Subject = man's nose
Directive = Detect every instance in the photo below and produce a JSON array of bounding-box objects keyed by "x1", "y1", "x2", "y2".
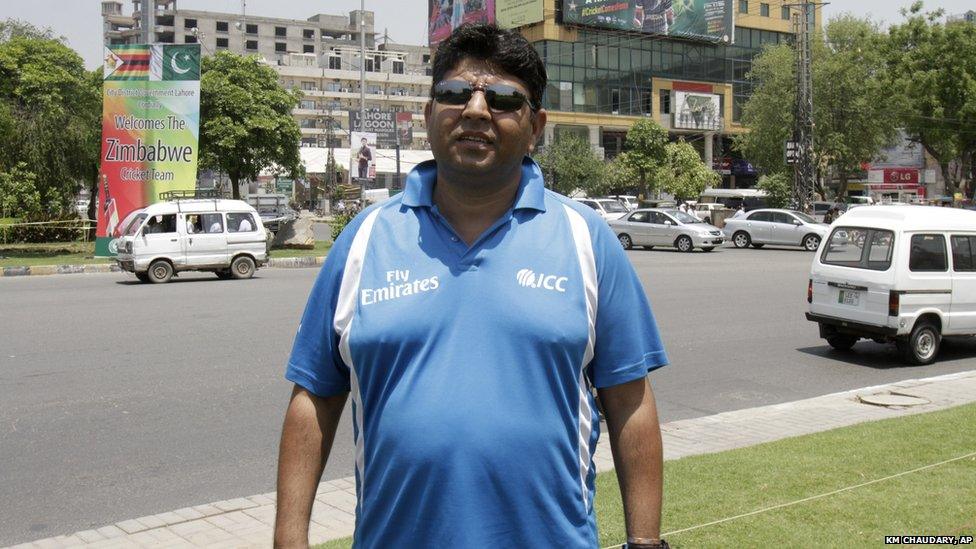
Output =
[{"x1": 461, "y1": 90, "x2": 491, "y2": 121}]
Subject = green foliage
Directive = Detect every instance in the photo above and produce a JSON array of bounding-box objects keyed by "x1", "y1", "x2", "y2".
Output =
[
  {"x1": 757, "y1": 173, "x2": 792, "y2": 208},
  {"x1": 331, "y1": 211, "x2": 355, "y2": 241},
  {"x1": 618, "y1": 119, "x2": 669, "y2": 196},
  {"x1": 0, "y1": 19, "x2": 62, "y2": 42},
  {"x1": 200, "y1": 52, "x2": 303, "y2": 199},
  {"x1": 884, "y1": 4, "x2": 976, "y2": 196},
  {"x1": 0, "y1": 33, "x2": 102, "y2": 213},
  {"x1": 0, "y1": 163, "x2": 41, "y2": 217},
  {"x1": 0, "y1": 212, "x2": 84, "y2": 243},
  {"x1": 660, "y1": 141, "x2": 720, "y2": 201},
  {"x1": 602, "y1": 156, "x2": 639, "y2": 196},
  {"x1": 534, "y1": 135, "x2": 605, "y2": 196}
]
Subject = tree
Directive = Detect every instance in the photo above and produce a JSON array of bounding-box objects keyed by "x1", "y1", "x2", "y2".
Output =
[
  {"x1": 199, "y1": 52, "x2": 303, "y2": 200},
  {"x1": 534, "y1": 135, "x2": 605, "y2": 196},
  {"x1": 659, "y1": 141, "x2": 720, "y2": 201},
  {"x1": 602, "y1": 155, "x2": 639, "y2": 197},
  {"x1": 756, "y1": 173, "x2": 792, "y2": 208},
  {"x1": 885, "y1": 3, "x2": 976, "y2": 197},
  {"x1": 618, "y1": 118, "x2": 669, "y2": 197},
  {"x1": 0, "y1": 162, "x2": 41, "y2": 217},
  {"x1": 0, "y1": 33, "x2": 102, "y2": 214},
  {"x1": 735, "y1": 15, "x2": 897, "y2": 198}
]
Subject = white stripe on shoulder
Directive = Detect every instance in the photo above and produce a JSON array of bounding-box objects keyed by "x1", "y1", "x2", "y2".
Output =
[
  {"x1": 561, "y1": 204, "x2": 598, "y2": 510},
  {"x1": 333, "y1": 207, "x2": 381, "y2": 508}
]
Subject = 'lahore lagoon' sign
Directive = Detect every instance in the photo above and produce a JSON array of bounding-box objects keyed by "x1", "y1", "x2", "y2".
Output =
[{"x1": 95, "y1": 43, "x2": 201, "y2": 256}]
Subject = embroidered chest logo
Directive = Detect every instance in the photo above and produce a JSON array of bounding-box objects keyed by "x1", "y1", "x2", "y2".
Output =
[
  {"x1": 361, "y1": 269, "x2": 440, "y2": 306},
  {"x1": 516, "y1": 269, "x2": 568, "y2": 293}
]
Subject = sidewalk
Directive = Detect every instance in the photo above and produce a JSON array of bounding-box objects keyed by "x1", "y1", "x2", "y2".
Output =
[
  {"x1": 11, "y1": 370, "x2": 976, "y2": 548},
  {"x1": 0, "y1": 256, "x2": 326, "y2": 277}
]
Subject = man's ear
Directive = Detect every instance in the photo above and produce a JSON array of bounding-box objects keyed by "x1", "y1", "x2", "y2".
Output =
[
  {"x1": 528, "y1": 108, "x2": 547, "y2": 154},
  {"x1": 423, "y1": 100, "x2": 432, "y2": 127}
]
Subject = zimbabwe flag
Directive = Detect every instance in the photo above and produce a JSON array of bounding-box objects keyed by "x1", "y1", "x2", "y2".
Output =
[{"x1": 104, "y1": 45, "x2": 150, "y2": 81}]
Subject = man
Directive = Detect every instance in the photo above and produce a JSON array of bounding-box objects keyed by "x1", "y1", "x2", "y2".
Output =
[
  {"x1": 731, "y1": 204, "x2": 746, "y2": 218},
  {"x1": 355, "y1": 137, "x2": 372, "y2": 180},
  {"x1": 275, "y1": 24, "x2": 669, "y2": 549}
]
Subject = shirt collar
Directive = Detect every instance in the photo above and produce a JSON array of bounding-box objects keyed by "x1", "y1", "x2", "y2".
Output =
[{"x1": 401, "y1": 157, "x2": 547, "y2": 213}]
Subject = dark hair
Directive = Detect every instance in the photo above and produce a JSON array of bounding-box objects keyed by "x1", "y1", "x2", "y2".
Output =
[{"x1": 431, "y1": 24, "x2": 547, "y2": 110}]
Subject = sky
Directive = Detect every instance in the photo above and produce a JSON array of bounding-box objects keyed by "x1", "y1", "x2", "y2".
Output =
[{"x1": 2, "y1": 0, "x2": 974, "y2": 70}]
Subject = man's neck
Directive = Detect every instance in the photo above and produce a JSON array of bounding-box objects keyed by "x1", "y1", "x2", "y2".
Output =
[{"x1": 433, "y1": 162, "x2": 523, "y2": 246}]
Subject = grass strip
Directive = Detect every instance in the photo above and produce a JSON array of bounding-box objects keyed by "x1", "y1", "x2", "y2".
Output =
[{"x1": 315, "y1": 403, "x2": 976, "y2": 548}]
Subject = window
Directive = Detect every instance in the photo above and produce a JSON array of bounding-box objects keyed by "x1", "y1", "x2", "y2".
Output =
[
  {"x1": 301, "y1": 44, "x2": 313, "y2": 54},
  {"x1": 822, "y1": 228, "x2": 894, "y2": 270},
  {"x1": 216, "y1": 37, "x2": 228, "y2": 48},
  {"x1": 747, "y1": 211, "x2": 771, "y2": 222},
  {"x1": 611, "y1": 89, "x2": 621, "y2": 113},
  {"x1": 770, "y1": 212, "x2": 793, "y2": 224},
  {"x1": 781, "y1": 6, "x2": 791, "y2": 20},
  {"x1": 216, "y1": 21, "x2": 228, "y2": 32},
  {"x1": 760, "y1": 3, "x2": 770, "y2": 16},
  {"x1": 184, "y1": 18, "x2": 197, "y2": 29},
  {"x1": 641, "y1": 91, "x2": 652, "y2": 115},
  {"x1": 275, "y1": 42, "x2": 287, "y2": 52},
  {"x1": 952, "y1": 236, "x2": 976, "y2": 272},
  {"x1": 275, "y1": 26, "x2": 287, "y2": 37},
  {"x1": 200, "y1": 213, "x2": 223, "y2": 234},
  {"x1": 909, "y1": 234, "x2": 947, "y2": 272},
  {"x1": 301, "y1": 81, "x2": 316, "y2": 90},
  {"x1": 246, "y1": 23, "x2": 258, "y2": 35},
  {"x1": 300, "y1": 99, "x2": 315, "y2": 109},
  {"x1": 659, "y1": 90, "x2": 671, "y2": 114},
  {"x1": 581, "y1": 200, "x2": 599, "y2": 211},
  {"x1": 739, "y1": 0, "x2": 748, "y2": 13},
  {"x1": 184, "y1": 35, "x2": 197, "y2": 43},
  {"x1": 328, "y1": 56, "x2": 341, "y2": 70},
  {"x1": 392, "y1": 60, "x2": 404, "y2": 74},
  {"x1": 628, "y1": 211, "x2": 650, "y2": 223},
  {"x1": 145, "y1": 214, "x2": 176, "y2": 234},
  {"x1": 364, "y1": 58, "x2": 375, "y2": 72},
  {"x1": 227, "y1": 213, "x2": 256, "y2": 233},
  {"x1": 246, "y1": 40, "x2": 258, "y2": 50},
  {"x1": 303, "y1": 29, "x2": 314, "y2": 39}
]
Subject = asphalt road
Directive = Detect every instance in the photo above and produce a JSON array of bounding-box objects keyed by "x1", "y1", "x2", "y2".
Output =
[{"x1": 3, "y1": 245, "x2": 976, "y2": 544}]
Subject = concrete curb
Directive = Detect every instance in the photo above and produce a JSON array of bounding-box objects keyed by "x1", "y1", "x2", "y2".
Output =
[
  {"x1": 0, "y1": 257, "x2": 327, "y2": 278},
  {"x1": 10, "y1": 370, "x2": 976, "y2": 548}
]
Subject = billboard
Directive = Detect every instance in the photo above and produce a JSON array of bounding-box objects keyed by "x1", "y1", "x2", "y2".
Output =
[
  {"x1": 350, "y1": 110, "x2": 402, "y2": 147},
  {"x1": 429, "y1": 0, "x2": 496, "y2": 47},
  {"x1": 96, "y1": 44, "x2": 201, "y2": 256},
  {"x1": 561, "y1": 0, "x2": 733, "y2": 43},
  {"x1": 497, "y1": 0, "x2": 545, "y2": 28},
  {"x1": 350, "y1": 132, "x2": 378, "y2": 183},
  {"x1": 396, "y1": 112, "x2": 415, "y2": 145},
  {"x1": 673, "y1": 91, "x2": 722, "y2": 131}
]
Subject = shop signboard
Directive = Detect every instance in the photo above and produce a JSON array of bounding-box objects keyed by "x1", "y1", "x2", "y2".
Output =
[
  {"x1": 561, "y1": 0, "x2": 733, "y2": 43},
  {"x1": 349, "y1": 110, "x2": 401, "y2": 147},
  {"x1": 673, "y1": 91, "x2": 722, "y2": 131}
]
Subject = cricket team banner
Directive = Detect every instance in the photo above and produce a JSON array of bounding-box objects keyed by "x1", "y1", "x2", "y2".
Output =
[
  {"x1": 95, "y1": 43, "x2": 201, "y2": 256},
  {"x1": 496, "y1": 0, "x2": 545, "y2": 28},
  {"x1": 429, "y1": 0, "x2": 496, "y2": 47},
  {"x1": 561, "y1": 0, "x2": 734, "y2": 43}
]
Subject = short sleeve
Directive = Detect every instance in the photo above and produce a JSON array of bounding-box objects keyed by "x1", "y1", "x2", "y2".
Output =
[
  {"x1": 285, "y1": 211, "x2": 374, "y2": 397},
  {"x1": 587, "y1": 220, "x2": 669, "y2": 388}
]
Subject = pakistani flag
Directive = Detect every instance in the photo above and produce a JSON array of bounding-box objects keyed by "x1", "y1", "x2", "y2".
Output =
[{"x1": 150, "y1": 44, "x2": 201, "y2": 81}]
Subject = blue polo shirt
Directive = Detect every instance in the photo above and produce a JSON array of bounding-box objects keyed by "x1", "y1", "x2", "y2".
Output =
[{"x1": 286, "y1": 158, "x2": 668, "y2": 548}]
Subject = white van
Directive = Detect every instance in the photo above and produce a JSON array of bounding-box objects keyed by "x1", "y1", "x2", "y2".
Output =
[
  {"x1": 114, "y1": 198, "x2": 267, "y2": 283},
  {"x1": 806, "y1": 205, "x2": 976, "y2": 364},
  {"x1": 698, "y1": 188, "x2": 768, "y2": 211}
]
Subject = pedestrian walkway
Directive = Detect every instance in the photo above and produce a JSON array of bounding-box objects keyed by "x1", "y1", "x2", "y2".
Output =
[{"x1": 12, "y1": 370, "x2": 976, "y2": 548}]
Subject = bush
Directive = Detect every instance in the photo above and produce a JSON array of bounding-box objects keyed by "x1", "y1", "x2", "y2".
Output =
[
  {"x1": 330, "y1": 211, "x2": 355, "y2": 242},
  {"x1": 0, "y1": 213, "x2": 86, "y2": 243},
  {"x1": 757, "y1": 173, "x2": 792, "y2": 208},
  {"x1": 0, "y1": 164, "x2": 42, "y2": 218}
]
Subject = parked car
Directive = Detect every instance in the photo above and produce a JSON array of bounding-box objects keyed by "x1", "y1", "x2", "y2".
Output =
[
  {"x1": 610, "y1": 208, "x2": 725, "y2": 252},
  {"x1": 638, "y1": 199, "x2": 677, "y2": 209},
  {"x1": 609, "y1": 195, "x2": 639, "y2": 211},
  {"x1": 806, "y1": 205, "x2": 976, "y2": 365},
  {"x1": 114, "y1": 198, "x2": 267, "y2": 283},
  {"x1": 575, "y1": 198, "x2": 629, "y2": 221},
  {"x1": 698, "y1": 188, "x2": 768, "y2": 211},
  {"x1": 691, "y1": 203, "x2": 728, "y2": 225},
  {"x1": 723, "y1": 208, "x2": 828, "y2": 251}
]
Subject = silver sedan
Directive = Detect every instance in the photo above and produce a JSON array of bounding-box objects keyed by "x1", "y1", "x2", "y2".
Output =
[
  {"x1": 610, "y1": 209, "x2": 726, "y2": 252},
  {"x1": 723, "y1": 208, "x2": 828, "y2": 251}
]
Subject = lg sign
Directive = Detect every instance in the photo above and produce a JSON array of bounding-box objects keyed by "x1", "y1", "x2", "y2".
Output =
[{"x1": 884, "y1": 169, "x2": 919, "y2": 184}]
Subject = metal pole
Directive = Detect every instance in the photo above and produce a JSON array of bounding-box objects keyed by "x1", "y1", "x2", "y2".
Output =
[{"x1": 359, "y1": 0, "x2": 367, "y2": 200}]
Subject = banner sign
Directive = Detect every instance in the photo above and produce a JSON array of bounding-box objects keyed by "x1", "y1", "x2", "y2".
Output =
[
  {"x1": 396, "y1": 112, "x2": 414, "y2": 145},
  {"x1": 673, "y1": 91, "x2": 722, "y2": 131},
  {"x1": 350, "y1": 132, "x2": 378, "y2": 183},
  {"x1": 497, "y1": 0, "x2": 545, "y2": 28},
  {"x1": 429, "y1": 0, "x2": 496, "y2": 47},
  {"x1": 95, "y1": 44, "x2": 201, "y2": 256},
  {"x1": 350, "y1": 110, "x2": 401, "y2": 147},
  {"x1": 561, "y1": 0, "x2": 733, "y2": 43}
]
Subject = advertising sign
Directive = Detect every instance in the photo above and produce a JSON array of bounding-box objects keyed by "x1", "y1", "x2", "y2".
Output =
[
  {"x1": 496, "y1": 0, "x2": 545, "y2": 28},
  {"x1": 96, "y1": 43, "x2": 201, "y2": 256},
  {"x1": 396, "y1": 112, "x2": 414, "y2": 145},
  {"x1": 350, "y1": 110, "x2": 399, "y2": 147},
  {"x1": 673, "y1": 91, "x2": 722, "y2": 131},
  {"x1": 429, "y1": 0, "x2": 496, "y2": 47},
  {"x1": 350, "y1": 132, "x2": 378, "y2": 183},
  {"x1": 561, "y1": 0, "x2": 733, "y2": 43},
  {"x1": 872, "y1": 131, "x2": 925, "y2": 168}
]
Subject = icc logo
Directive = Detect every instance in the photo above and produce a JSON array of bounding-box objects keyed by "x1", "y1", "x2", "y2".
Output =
[{"x1": 516, "y1": 269, "x2": 568, "y2": 293}]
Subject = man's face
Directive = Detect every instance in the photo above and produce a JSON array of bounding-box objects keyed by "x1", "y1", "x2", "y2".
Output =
[{"x1": 424, "y1": 57, "x2": 546, "y2": 183}]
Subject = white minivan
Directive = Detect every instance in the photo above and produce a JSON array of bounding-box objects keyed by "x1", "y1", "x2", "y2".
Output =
[
  {"x1": 806, "y1": 205, "x2": 976, "y2": 364},
  {"x1": 114, "y1": 198, "x2": 268, "y2": 283}
]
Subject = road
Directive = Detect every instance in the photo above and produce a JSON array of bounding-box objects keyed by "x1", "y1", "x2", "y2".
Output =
[{"x1": 3, "y1": 245, "x2": 976, "y2": 545}]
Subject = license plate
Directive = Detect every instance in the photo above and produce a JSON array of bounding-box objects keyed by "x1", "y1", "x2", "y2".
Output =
[{"x1": 838, "y1": 290, "x2": 860, "y2": 306}]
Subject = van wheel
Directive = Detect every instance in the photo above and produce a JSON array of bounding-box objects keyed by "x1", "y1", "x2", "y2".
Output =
[
  {"x1": 676, "y1": 235, "x2": 694, "y2": 253},
  {"x1": 147, "y1": 260, "x2": 173, "y2": 284},
  {"x1": 733, "y1": 231, "x2": 751, "y2": 248},
  {"x1": 827, "y1": 335, "x2": 858, "y2": 350},
  {"x1": 803, "y1": 234, "x2": 822, "y2": 251},
  {"x1": 231, "y1": 256, "x2": 256, "y2": 279},
  {"x1": 215, "y1": 269, "x2": 233, "y2": 280},
  {"x1": 617, "y1": 233, "x2": 633, "y2": 250},
  {"x1": 898, "y1": 321, "x2": 941, "y2": 365},
  {"x1": 135, "y1": 272, "x2": 150, "y2": 283}
]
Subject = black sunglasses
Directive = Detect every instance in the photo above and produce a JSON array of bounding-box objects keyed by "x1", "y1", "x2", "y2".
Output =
[{"x1": 433, "y1": 80, "x2": 539, "y2": 112}]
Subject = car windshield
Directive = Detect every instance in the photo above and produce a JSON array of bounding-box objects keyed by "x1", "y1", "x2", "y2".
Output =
[
  {"x1": 121, "y1": 212, "x2": 147, "y2": 236},
  {"x1": 672, "y1": 211, "x2": 702, "y2": 224},
  {"x1": 600, "y1": 200, "x2": 628, "y2": 213},
  {"x1": 792, "y1": 211, "x2": 817, "y2": 224}
]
